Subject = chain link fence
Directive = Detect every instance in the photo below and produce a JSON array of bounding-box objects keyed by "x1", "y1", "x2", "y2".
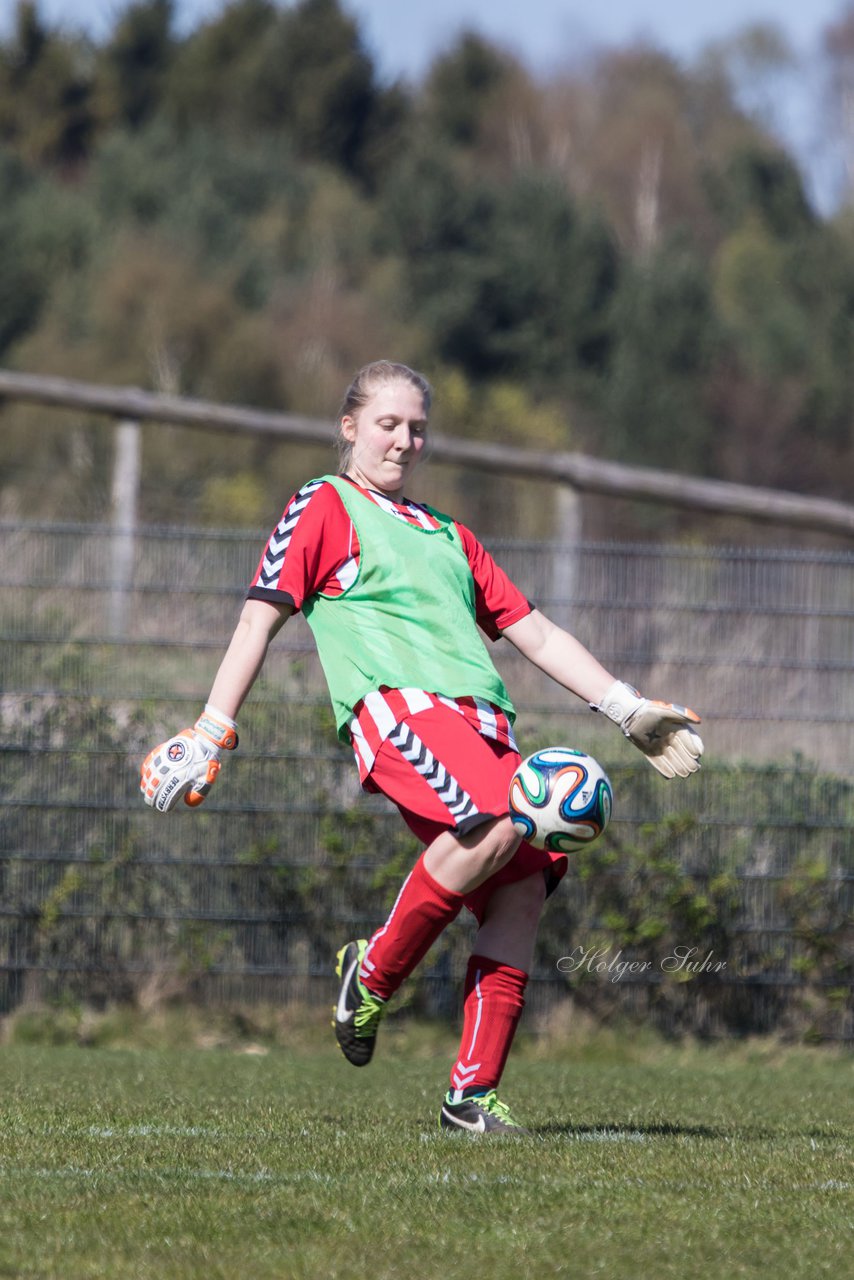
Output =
[{"x1": 2, "y1": 521, "x2": 853, "y2": 1039}]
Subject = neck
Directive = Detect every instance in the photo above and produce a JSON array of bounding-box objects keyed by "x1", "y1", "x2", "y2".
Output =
[{"x1": 344, "y1": 472, "x2": 405, "y2": 502}]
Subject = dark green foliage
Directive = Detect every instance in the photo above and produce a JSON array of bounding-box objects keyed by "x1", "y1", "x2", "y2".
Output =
[
  {"x1": 381, "y1": 153, "x2": 618, "y2": 383},
  {"x1": 95, "y1": 0, "x2": 176, "y2": 130},
  {"x1": 163, "y1": 0, "x2": 404, "y2": 181},
  {"x1": 1, "y1": 2, "x2": 854, "y2": 528},
  {"x1": 604, "y1": 239, "x2": 718, "y2": 470},
  {"x1": 162, "y1": 0, "x2": 283, "y2": 134},
  {"x1": 713, "y1": 143, "x2": 815, "y2": 238},
  {"x1": 0, "y1": 148, "x2": 97, "y2": 355},
  {"x1": 0, "y1": 2, "x2": 96, "y2": 164},
  {"x1": 423, "y1": 32, "x2": 515, "y2": 147},
  {"x1": 704, "y1": 144, "x2": 854, "y2": 490},
  {"x1": 0, "y1": 209, "x2": 44, "y2": 355},
  {"x1": 774, "y1": 230, "x2": 854, "y2": 450},
  {"x1": 93, "y1": 121, "x2": 306, "y2": 273}
]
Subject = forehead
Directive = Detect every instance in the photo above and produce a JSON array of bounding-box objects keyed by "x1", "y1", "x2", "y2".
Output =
[{"x1": 359, "y1": 381, "x2": 427, "y2": 419}]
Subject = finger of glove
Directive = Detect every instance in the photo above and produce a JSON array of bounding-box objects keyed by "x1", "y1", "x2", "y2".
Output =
[
  {"x1": 153, "y1": 774, "x2": 195, "y2": 812},
  {"x1": 140, "y1": 743, "x2": 166, "y2": 801},
  {"x1": 643, "y1": 730, "x2": 703, "y2": 780},
  {"x1": 141, "y1": 769, "x2": 194, "y2": 807},
  {"x1": 676, "y1": 727, "x2": 703, "y2": 761},
  {"x1": 652, "y1": 699, "x2": 700, "y2": 723},
  {"x1": 185, "y1": 759, "x2": 221, "y2": 807},
  {"x1": 140, "y1": 764, "x2": 155, "y2": 803},
  {"x1": 626, "y1": 703, "x2": 700, "y2": 749},
  {"x1": 644, "y1": 751, "x2": 677, "y2": 780},
  {"x1": 154, "y1": 757, "x2": 216, "y2": 812},
  {"x1": 668, "y1": 729, "x2": 703, "y2": 776}
]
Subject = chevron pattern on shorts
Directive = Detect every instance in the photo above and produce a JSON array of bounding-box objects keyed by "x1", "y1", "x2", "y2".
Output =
[
  {"x1": 387, "y1": 722, "x2": 480, "y2": 828},
  {"x1": 257, "y1": 479, "x2": 324, "y2": 589}
]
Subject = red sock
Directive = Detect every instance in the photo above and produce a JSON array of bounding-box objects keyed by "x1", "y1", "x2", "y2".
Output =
[
  {"x1": 359, "y1": 855, "x2": 464, "y2": 1001},
  {"x1": 449, "y1": 956, "x2": 528, "y2": 1098}
]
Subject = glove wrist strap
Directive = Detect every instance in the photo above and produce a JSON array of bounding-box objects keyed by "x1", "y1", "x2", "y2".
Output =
[
  {"x1": 595, "y1": 680, "x2": 643, "y2": 728},
  {"x1": 194, "y1": 704, "x2": 239, "y2": 750}
]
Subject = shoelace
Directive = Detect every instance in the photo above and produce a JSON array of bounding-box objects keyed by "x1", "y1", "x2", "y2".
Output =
[
  {"x1": 478, "y1": 1090, "x2": 520, "y2": 1126},
  {"x1": 354, "y1": 989, "x2": 385, "y2": 1036}
]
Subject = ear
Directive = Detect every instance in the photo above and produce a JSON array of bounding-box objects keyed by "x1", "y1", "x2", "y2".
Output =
[{"x1": 340, "y1": 415, "x2": 358, "y2": 444}]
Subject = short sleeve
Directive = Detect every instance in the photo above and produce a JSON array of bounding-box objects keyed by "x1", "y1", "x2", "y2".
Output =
[
  {"x1": 455, "y1": 522, "x2": 533, "y2": 641},
  {"x1": 247, "y1": 479, "x2": 358, "y2": 610}
]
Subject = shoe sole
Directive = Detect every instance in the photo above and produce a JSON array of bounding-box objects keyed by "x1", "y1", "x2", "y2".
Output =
[{"x1": 334, "y1": 943, "x2": 351, "y2": 981}]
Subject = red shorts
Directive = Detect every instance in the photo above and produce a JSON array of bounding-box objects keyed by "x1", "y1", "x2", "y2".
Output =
[{"x1": 364, "y1": 704, "x2": 568, "y2": 923}]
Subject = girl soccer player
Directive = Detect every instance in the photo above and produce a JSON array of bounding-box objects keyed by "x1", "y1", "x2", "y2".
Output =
[{"x1": 142, "y1": 360, "x2": 702, "y2": 1135}]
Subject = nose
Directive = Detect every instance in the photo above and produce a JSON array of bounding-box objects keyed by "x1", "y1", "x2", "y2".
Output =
[{"x1": 393, "y1": 422, "x2": 414, "y2": 452}]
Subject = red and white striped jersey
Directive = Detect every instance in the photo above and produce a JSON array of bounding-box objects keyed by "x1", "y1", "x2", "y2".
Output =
[{"x1": 247, "y1": 476, "x2": 531, "y2": 781}]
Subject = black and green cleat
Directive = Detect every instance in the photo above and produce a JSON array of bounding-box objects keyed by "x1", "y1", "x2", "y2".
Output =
[
  {"x1": 439, "y1": 1089, "x2": 530, "y2": 1136},
  {"x1": 333, "y1": 939, "x2": 387, "y2": 1067}
]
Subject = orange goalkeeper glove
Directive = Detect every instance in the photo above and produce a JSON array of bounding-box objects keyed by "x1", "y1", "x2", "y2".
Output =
[{"x1": 140, "y1": 705, "x2": 238, "y2": 812}]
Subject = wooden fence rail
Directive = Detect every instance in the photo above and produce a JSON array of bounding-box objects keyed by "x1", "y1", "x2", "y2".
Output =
[{"x1": 3, "y1": 368, "x2": 854, "y2": 538}]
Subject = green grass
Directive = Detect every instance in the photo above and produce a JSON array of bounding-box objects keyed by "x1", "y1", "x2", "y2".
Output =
[{"x1": 1, "y1": 1027, "x2": 852, "y2": 1279}]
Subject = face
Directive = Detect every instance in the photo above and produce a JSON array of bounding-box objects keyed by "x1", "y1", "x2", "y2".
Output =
[{"x1": 341, "y1": 381, "x2": 428, "y2": 498}]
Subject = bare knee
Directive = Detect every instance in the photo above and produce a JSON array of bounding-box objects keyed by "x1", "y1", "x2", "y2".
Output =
[
  {"x1": 461, "y1": 815, "x2": 522, "y2": 880},
  {"x1": 423, "y1": 816, "x2": 522, "y2": 895}
]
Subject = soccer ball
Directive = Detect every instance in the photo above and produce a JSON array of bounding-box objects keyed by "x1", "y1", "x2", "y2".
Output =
[{"x1": 508, "y1": 747, "x2": 612, "y2": 852}]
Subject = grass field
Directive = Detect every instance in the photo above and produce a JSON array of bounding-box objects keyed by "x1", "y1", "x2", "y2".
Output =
[{"x1": 1, "y1": 1020, "x2": 852, "y2": 1280}]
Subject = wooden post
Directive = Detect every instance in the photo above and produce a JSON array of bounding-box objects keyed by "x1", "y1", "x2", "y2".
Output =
[
  {"x1": 109, "y1": 419, "x2": 141, "y2": 638},
  {"x1": 550, "y1": 484, "x2": 582, "y2": 627}
]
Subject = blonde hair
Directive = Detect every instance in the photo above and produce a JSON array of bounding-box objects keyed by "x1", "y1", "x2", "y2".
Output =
[{"x1": 335, "y1": 361, "x2": 433, "y2": 473}]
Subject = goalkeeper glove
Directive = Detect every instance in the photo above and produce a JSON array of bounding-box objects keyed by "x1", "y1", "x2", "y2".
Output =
[
  {"x1": 595, "y1": 680, "x2": 703, "y2": 779},
  {"x1": 140, "y1": 704, "x2": 238, "y2": 813}
]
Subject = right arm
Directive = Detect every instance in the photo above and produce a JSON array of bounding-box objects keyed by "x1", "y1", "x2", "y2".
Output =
[
  {"x1": 140, "y1": 599, "x2": 292, "y2": 812},
  {"x1": 207, "y1": 598, "x2": 292, "y2": 721},
  {"x1": 142, "y1": 479, "x2": 347, "y2": 812}
]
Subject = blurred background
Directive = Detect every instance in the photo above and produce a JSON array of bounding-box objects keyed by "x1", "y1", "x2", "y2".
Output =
[
  {"x1": 5, "y1": 0, "x2": 854, "y2": 536},
  {"x1": 1, "y1": 0, "x2": 853, "y2": 1043}
]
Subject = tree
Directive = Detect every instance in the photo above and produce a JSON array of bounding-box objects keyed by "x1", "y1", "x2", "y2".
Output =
[
  {"x1": 0, "y1": 1, "x2": 96, "y2": 165},
  {"x1": 604, "y1": 239, "x2": 718, "y2": 473},
  {"x1": 422, "y1": 32, "x2": 517, "y2": 148},
  {"x1": 820, "y1": 5, "x2": 854, "y2": 206},
  {"x1": 164, "y1": 0, "x2": 405, "y2": 181},
  {"x1": 0, "y1": 171, "x2": 44, "y2": 353},
  {"x1": 94, "y1": 0, "x2": 176, "y2": 130},
  {"x1": 711, "y1": 143, "x2": 815, "y2": 239},
  {"x1": 699, "y1": 22, "x2": 799, "y2": 146},
  {"x1": 0, "y1": 147, "x2": 96, "y2": 356},
  {"x1": 380, "y1": 148, "x2": 617, "y2": 390}
]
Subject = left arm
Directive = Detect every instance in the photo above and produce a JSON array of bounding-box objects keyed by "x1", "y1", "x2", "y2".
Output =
[
  {"x1": 458, "y1": 523, "x2": 703, "y2": 778},
  {"x1": 502, "y1": 609, "x2": 615, "y2": 705}
]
